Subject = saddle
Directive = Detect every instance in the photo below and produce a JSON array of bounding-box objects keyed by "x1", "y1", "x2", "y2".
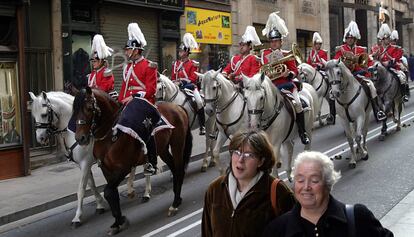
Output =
[
  {"x1": 281, "y1": 91, "x2": 310, "y2": 120},
  {"x1": 181, "y1": 88, "x2": 199, "y2": 112}
]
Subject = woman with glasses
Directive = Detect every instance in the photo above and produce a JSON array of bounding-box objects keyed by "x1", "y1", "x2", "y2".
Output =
[
  {"x1": 262, "y1": 151, "x2": 393, "y2": 237},
  {"x1": 201, "y1": 131, "x2": 295, "y2": 237}
]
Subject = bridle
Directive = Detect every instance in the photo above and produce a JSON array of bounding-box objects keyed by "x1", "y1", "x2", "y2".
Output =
[
  {"x1": 156, "y1": 80, "x2": 179, "y2": 102},
  {"x1": 34, "y1": 99, "x2": 66, "y2": 137},
  {"x1": 76, "y1": 93, "x2": 104, "y2": 141}
]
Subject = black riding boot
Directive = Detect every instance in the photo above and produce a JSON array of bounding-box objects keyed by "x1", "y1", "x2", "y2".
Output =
[
  {"x1": 404, "y1": 83, "x2": 410, "y2": 102},
  {"x1": 197, "y1": 108, "x2": 206, "y2": 135},
  {"x1": 371, "y1": 97, "x2": 386, "y2": 122},
  {"x1": 144, "y1": 135, "x2": 157, "y2": 176},
  {"x1": 326, "y1": 98, "x2": 336, "y2": 125},
  {"x1": 296, "y1": 111, "x2": 310, "y2": 145}
]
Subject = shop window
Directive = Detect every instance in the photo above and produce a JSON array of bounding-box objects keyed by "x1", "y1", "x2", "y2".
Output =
[
  {"x1": 0, "y1": 62, "x2": 21, "y2": 148},
  {"x1": 71, "y1": 33, "x2": 92, "y2": 89},
  {"x1": 0, "y1": 16, "x2": 17, "y2": 49},
  {"x1": 162, "y1": 41, "x2": 177, "y2": 77},
  {"x1": 191, "y1": 44, "x2": 229, "y2": 73}
]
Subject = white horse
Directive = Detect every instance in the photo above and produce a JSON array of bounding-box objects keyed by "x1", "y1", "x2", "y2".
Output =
[
  {"x1": 298, "y1": 63, "x2": 334, "y2": 126},
  {"x1": 29, "y1": 91, "x2": 150, "y2": 227},
  {"x1": 155, "y1": 74, "x2": 216, "y2": 172},
  {"x1": 325, "y1": 59, "x2": 371, "y2": 168},
  {"x1": 242, "y1": 73, "x2": 318, "y2": 178},
  {"x1": 197, "y1": 70, "x2": 249, "y2": 174},
  {"x1": 369, "y1": 60, "x2": 403, "y2": 141},
  {"x1": 29, "y1": 91, "x2": 105, "y2": 227}
]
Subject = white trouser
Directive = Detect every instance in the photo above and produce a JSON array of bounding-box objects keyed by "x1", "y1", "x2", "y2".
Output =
[
  {"x1": 363, "y1": 79, "x2": 378, "y2": 98},
  {"x1": 390, "y1": 68, "x2": 407, "y2": 84},
  {"x1": 282, "y1": 89, "x2": 303, "y2": 113},
  {"x1": 193, "y1": 88, "x2": 204, "y2": 110}
]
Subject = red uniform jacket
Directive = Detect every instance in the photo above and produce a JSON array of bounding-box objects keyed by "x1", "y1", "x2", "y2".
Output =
[
  {"x1": 223, "y1": 54, "x2": 260, "y2": 82},
  {"x1": 334, "y1": 44, "x2": 373, "y2": 77},
  {"x1": 261, "y1": 48, "x2": 298, "y2": 91},
  {"x1": 307, "y1": 49, "x2": 328, "y2": 69},
  {"x1": 87, "y1": 66, "x2": 114, "y2": 93},
  {"x1": 171, "y1": 59, "x2": 199, "y2": 84},
  {"x1": 377, "y1": 45, "x2": 402, "y2": 70},
  {"x1": 118, "y1": 57, "x2": 157, "y2": 104}
]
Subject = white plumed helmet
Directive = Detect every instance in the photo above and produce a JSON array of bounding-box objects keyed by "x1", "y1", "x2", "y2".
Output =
[
  {"x1": 262, "y1": 12, "x2": 289, "y2": 40},
  {"x1": 90, "y1": 34, "x2": 113, "y2": 60},
  {"x1": 178, "y1": 33, "x2": 198, "y2": 52},
  {"x1": 125, "y1": 22, "x2": 147, "y2": 50},
  {"x1": 390, "y1": 30, "x2": 399, "y2": 41},
  {"x1": 343, "y1": 21, "x2": 361, "y2": 42},
  {"x1": 377, "y1": 23, "x2": 391, "y2": 39},
  {"x1": 240, "y1": 25, "x2": 262, "y2": 46},
  {"x1": 312, "y1": 32, "x2": 323, "y2": 44}
]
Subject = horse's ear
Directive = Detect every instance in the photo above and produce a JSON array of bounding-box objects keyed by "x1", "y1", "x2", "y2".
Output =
[
  {"x1": 28, "y1": 92, "x2": 37, "y2": 101},
  {"x1": 320, "y1": 58, "x2": 327, "y2": 67},
  {"x1": 212, "y1": 70, "x2": 220, "y2": 79},
  {"x1": 41, "y1": 91, "x2": 47, "y2": 101},
  {"x1": 85, "y1": 86, "x2": 92, "y2": 95},
  {"x1": 71, "y1": 86, "x2": 79, "y2": 95},
  {"x1": 194, "y1": 71, "x2": 203, "y2": 79},
  {"x1": 260, "y1": 72, "x2": 265, "y2": 83},
  {"x1": 218, "y1": 67, "x2": 223, "y2": 73},
  {"x1": 241, "y1": 73, "x2": 249, "y2": 84}
]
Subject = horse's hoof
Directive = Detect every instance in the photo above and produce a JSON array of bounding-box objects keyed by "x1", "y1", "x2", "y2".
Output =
[
  {"x1": 362, "y1": 154, "x2": 369, "y2": 161},
  {"x1": 396, "y1": 126, "x2": 401, "y2": 132},
  {"x1": 378, "y1": 134, "x2": 385, "y2": 141},
  {"x1": 208, "y1": 161, "x2": 216, "y2": 167},
  {"x1": 334, "y1": 155, "x2": 342, "y2": 160},
  {"x1": 201, "y1": 165, "x2": 207, "y2": 172},
  {"x1": 127, "y1": 191, "x2": 135, "y2": 199},
  {"x1": 348, "y1": 163, "x2": 356, "y2": 169},
  {"x1": 71, "y1": 221, "x2": 81, "y2": 229},
  {"x1": 168, "y1": 206, "x2": 179, "y2": 217},
  {"x1": 107, "y1": 227, "x2": 120, "y2": 236},
  {"x1": 142, "y1": 196, "x2": 150, "y2": 203},
  {"x1": 96, "y1": 208, "x2": 105, "y2": 215}
]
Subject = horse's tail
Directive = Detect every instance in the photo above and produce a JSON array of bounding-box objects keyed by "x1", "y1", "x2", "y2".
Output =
[{"x1": 183, "y1": 124, "x2": 193, "y2": 169}]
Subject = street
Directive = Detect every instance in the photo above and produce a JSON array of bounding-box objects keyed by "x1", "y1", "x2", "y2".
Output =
[{"x1": 2, "y1": 99, "x2": 414, "y2": 237}]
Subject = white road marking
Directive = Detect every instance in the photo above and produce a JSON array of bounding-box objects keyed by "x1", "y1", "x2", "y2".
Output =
[{"x1": 143, "y1": 112, "x2": 414, "y2": 236}]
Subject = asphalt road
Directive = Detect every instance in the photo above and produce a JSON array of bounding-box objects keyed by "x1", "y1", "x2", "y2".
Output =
[{"x1": 2, "y1": 100, "x2": 414, "y2": 237}]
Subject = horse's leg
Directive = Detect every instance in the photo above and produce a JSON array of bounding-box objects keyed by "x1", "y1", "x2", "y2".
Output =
[
  {"x1": 86, "y1": 170, "x2": 105, "y2": 214},
  {"x1": 201, "y1": 116, "x2": 215, "y2": 172},
  {"x1": 272, "y1": 144, "x2": 282, "y2": 178},
  {"x1": 103, "y1": 170, "x2": 130, "y2": 236},
  {"x1": 340, "y1": 119, "x2": 356, "y2": 168},
  {"x1": 396, "y1": 100, "x2": 402, "y2": 131},
  {"x1": 379, "y1": 119, "x2": 388, "y2": 141},
  {"x1": 142, "y1": 174, "x2": 152, "y2": 202},
  {"x1": 318, "y1": 99, "x2": 324, "y2": 127},
  {"x1": 285, "y1": 141, "x2": 295, "y2": 182},
  {"x1": 355, "y1": 116, "x2": 368, "y2": 161},
  {"x1": 71, "y1": 161, "x2": 91, "y2": 228},
  {"x1": 126, "y1": 167, "x2": 136, "y2": 199},
  {"x1": 212, "y1": 131, "x2": 228, "y2": 175}
]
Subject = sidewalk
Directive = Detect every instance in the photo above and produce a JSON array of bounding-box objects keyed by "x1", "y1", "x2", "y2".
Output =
[{"x1": 0, "y1": 83, "x2": 413, "y2": 234}]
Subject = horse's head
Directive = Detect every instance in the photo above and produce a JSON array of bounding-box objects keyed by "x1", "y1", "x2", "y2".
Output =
[
  {"x1": 156, "y1": 74, "x2": 168, "y2": 102},
  {"x1": 29, "y1": 91, "x2": 58, "y2": 145},
  {"x1": 298, "y1": 63, "x2": 316, "y2": 83},
  {"x1": 325, "y1": 59, "x2": 347, "y2": 98},
  {"x1": 197, "y1": 69, "x2": 221, "y2": 116},
  {"x1": 73, "y1": 87, "x2": 101, "y2": 146},
  {"x1": 368, "y1": 60, "x2": 388, "y2": 83},
  {"x1": 242, "y1": 73, "x2": 267, "y2": 130}
]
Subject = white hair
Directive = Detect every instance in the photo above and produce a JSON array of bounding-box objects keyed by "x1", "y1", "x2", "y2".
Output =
[{"x1": 293, "y1": 151, "x2": 341, "y2": 191}]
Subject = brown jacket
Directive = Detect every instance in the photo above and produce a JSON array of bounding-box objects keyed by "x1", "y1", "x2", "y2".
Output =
[{"x1": 202, "y1": 173, "x2": 296, "y2": 237}]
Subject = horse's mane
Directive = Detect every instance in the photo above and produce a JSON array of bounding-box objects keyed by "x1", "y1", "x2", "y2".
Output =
[
  {"x1": 204, "y1": 70, "x2": 234, "y2": 88},
  {"x1": 31, "y1": 91, "x2": 74, "y2": 115},
  {"x1": 73, "y1": 88, "x2": 117, "y2": 117},
  {"x1": 73, "y1": 89, "x2": 88, "y2": 117},
  {"x1": 159, "y1": 74, "x2": 175, "y2": 88}
]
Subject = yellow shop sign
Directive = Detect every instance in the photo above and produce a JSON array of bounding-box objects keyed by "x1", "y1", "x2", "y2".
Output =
[{"x1": 185, "y1": 7, "x2": 232, "y2": 45}]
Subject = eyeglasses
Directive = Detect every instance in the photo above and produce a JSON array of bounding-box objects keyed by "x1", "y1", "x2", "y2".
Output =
[{"x1": 230, "y1": 150, "x2": 258, "y2": 161}]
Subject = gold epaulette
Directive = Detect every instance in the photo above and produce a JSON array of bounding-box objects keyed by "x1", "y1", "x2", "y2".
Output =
[
  {"x1": 192, "y1": 60, "x2": 200, "y2": 67},
  {"x1": 103, "y1": 68, "x2": 113, "y2": 77},
  {"x1": 148, "y1": 61, "x2": 158, "y2": 69},
  {"x1": 335, "y1": 46, "x2": 342, "y2": 52}
]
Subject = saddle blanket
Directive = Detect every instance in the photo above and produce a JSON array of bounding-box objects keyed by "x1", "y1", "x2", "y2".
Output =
[
  {"x1": 112, "y1": 98, "x2": 174, "y2": 154},
  {"x1": 68, "y1": 115, "x2": 76, "y2": 133}
]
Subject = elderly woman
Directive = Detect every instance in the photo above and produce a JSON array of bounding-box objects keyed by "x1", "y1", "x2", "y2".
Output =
[
  {"x1": 262, "y1": 151, "x2": 393, "y2": 237},
  {"x1": 202, "y1": 131, "x2": 296, "y2": 237}
]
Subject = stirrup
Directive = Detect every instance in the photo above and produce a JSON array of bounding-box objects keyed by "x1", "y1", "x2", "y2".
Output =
[
  {"x1": 144, "y1": 163, "x2": 157, "y2": 176},
  {"x1": 199, "y1": 126, "x2": 206, "y2": 135},
  {"x1": 326, "y1": 115, "x2": 335, "y2": 125},
  {"x1": 403, "y1": 95, "x2": 409, "y2": 102},
  {"x1": 376, "y1": 111, "x2": 387, "y2": 121}
]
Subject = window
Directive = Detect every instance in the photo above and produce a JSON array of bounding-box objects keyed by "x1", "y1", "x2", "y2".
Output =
[{"x1": 0, "y1": 62, "x2": 21, "y2": 147}]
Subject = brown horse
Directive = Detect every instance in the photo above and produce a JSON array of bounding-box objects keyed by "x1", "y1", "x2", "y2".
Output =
[{"x1": 72, "y1": 87, "x2": 192, "y2": 235}]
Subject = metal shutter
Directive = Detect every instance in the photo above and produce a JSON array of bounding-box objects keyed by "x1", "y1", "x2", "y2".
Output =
[{"x1": 100, "y1": 4, "x2": 159, "y2": 90}]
